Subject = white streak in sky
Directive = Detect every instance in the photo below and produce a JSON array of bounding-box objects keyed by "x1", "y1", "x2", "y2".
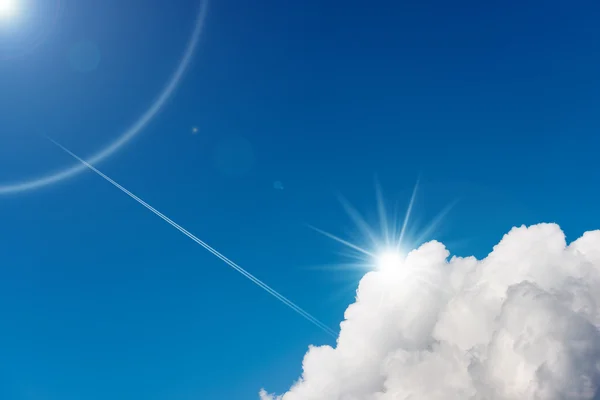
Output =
[{"x1": 49, "y1": 139, "x2": 337, "y2": 338}]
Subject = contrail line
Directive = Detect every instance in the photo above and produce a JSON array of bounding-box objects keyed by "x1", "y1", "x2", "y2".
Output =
[{"x1": 49, "y1": 139, "x2": 337, "y2": 338}]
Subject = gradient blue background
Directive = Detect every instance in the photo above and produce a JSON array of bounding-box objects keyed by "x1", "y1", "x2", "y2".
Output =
[{"x1": 1, "y1": 0, "x2": 599, "y2": 398}]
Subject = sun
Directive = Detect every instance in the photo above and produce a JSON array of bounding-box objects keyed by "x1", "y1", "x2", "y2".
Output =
[
  {"x1": 376, "y1": 250, "x2": 404, "y2": 271},
  {"x1": 309, "y1": 178, "x2": 456, "y2": 277},
  {"x1": 0, "y1": 0, "x2": 18, "y2": 20},
  {"x1": 308, "y1": 180, "x2": 422, "y2": 273},
  {"x1": 308, "y1": 180, "x2": 458, "y2": 299}
]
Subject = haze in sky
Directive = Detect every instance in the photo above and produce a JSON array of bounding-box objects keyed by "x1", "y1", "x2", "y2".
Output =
[{"x1": 1, "y1": 0, "x2": 599, "y2": 399}]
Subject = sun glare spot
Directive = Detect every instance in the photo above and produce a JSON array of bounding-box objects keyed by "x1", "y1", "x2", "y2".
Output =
[
  {"x1": 0, "y1": 0, "x2": 18, "y2": 20},
  {"x1": 377, "y1": 250, "x2": 404, "y2": 271}
]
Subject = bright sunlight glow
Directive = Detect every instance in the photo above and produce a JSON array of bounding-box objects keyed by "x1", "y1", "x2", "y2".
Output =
[
  {"x1": 0, "y1": 0, "x2": 18, "y2": 20},
  {"x1": 377, "y1": 250, "x2": 404, "y2": 271}
]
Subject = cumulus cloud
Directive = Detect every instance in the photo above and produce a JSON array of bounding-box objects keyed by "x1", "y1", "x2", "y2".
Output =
[{"x1": 260, "y1": 223, "x2": 600, "y2": 400}]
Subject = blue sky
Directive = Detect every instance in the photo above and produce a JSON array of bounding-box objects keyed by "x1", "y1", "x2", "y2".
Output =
[{"x1": 0, "y1": 0, "x2": 599, "y2": 398}]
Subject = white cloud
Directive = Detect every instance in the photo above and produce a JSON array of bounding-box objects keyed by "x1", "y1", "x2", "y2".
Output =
[{"x1": 260, "y1": 223, "x2": 600, "y2": 400}]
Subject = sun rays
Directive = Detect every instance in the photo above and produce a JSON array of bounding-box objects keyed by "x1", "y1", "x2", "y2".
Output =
[
  {"x1": 309, "y1": 179, "x2": 457, "y2": 299},
  {"x1": 311, "y1": 180, "x2": 421, "y2": 272}
]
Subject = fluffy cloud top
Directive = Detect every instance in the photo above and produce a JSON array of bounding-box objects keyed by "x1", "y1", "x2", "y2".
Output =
[{"x1": 260, "y1": 223, "x2": 600, "y2": 400}]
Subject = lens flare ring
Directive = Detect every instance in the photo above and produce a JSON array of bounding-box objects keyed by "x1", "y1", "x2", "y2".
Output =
[{"x1": 0, "y1": 0, "x2": 208, "y2": 195}]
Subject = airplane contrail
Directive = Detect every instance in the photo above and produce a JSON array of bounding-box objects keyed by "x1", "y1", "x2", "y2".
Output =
[{"x1": 49, "y1": 139, "x2": 337, "y2": 338}]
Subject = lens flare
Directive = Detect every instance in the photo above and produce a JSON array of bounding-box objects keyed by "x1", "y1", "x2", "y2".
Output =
[
  {"x1": 0, "y1": 0, "x2": 17, "y2": 19},
  {"x1": 0, "y1": 0, "x2": 208, "y2": 195}
]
